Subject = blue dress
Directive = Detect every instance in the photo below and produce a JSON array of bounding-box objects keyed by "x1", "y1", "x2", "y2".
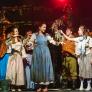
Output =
[
  {"x1": 0, "y1": 54, "x2": 9, "y2": 80},
  {"x1": 31, "y1": 34, "x2": 54, "y2": 84}
]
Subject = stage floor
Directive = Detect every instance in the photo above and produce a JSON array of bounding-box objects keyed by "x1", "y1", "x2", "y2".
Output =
[{"x1": 9, "y1": 89, "x2": 91, "y2": 92}]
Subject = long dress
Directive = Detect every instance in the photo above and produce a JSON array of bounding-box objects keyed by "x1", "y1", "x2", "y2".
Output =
[
  {"x1": 6, "y1": 42, "x2": 27, "y2": 85},
  {"x1": 0, "y1": 41, "x2": 9, "y2": 80},
  {"x1": 74, "y1": 36, "x2": 92, "y2": 78},
  {"x1": 31, "y1": 33, "x2": 54, "y2": 85},
  {"x1": 0, "y1": 54, "x2": 9, "y2": 80}
]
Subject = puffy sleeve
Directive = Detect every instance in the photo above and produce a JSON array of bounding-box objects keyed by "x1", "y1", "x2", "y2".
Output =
[
  {"x1": 46, "y1": 33, "x2": 56, "y2": 45},
  {"x1": 21, "y1": 46, "x2": 27, "y2": 58},
  {"x1": 30, "y1": 33, "x2": 36, "y2": 42},
  {"x1": 73, "y1": 37, "x2": 80, "y2": 42},
  {"x1": 89, "y1": 37, "x2": 92, "y2": 48}
]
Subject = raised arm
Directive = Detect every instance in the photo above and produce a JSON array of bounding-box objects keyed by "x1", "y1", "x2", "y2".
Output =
[{"x1": 60, "y1": 30, "x2": 76, "y2": 41}]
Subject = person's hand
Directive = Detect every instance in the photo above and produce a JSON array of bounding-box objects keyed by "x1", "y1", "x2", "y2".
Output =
[{"x1": 59, "y1": 30, "x2": 63, "y2": 34}]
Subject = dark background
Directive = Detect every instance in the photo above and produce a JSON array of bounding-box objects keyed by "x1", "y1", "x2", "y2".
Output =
[{"x1": 0, "y1": 0, "x2": 92, "y2": 29}]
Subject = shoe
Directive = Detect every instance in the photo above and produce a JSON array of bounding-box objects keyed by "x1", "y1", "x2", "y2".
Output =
[
  {"x1": 11, "y1": 89, "x2": 16, "y2": 91},
  {"x1": 85, "y1": 80, "x2": 91, "y2": 91},
  {"x1": 62, "y1": 79, "x2": 68, "y2": 89},
  {"x1": 85, "y1": 87, "x2": 91, "y2": 91},
  {"x1": 79, "y1": 80, "x2": 84, "y2": 91},
  {"x1": 85, "y1": 85, "x2": 91, "y2": 91},
  {"x1": 18, "y1": 89, "x2": 22, "y2": 91},
  {"x1": 72, "y1": 80, "x2": 76, "y2": 90},
  {"x1": 79, "y1": 87, "x2": 84, "y2": 90}
]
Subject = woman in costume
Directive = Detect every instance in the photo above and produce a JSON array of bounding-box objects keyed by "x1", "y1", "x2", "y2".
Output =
[
  {"x1": 6, "y1": 27, "x2": 27, "y2": 91},
  {"x1": 31, "y1": 23, "x2": 55, "y2": 92}
]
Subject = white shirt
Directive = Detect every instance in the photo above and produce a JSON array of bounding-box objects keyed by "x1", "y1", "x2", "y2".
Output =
[{"x1": 74, "y1": 36, "x2": 91, "y2": 55}]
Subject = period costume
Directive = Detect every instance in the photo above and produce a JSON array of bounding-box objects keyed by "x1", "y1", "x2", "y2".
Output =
[
  {"x1": 31, "y1": 33, "x2": 54, "y2": 85},
  {"x1": 6, "y1": 41, "x2": 26, "y2": 85},
  {"x1": 23, "y1": 36, "x2": 35, "y2": 89},
  {"x1": 61, "y1": 35, "x2": 77, "y2": 89},
  {"x1": 74, "y1": 36, "x2": 92, "y2": 90},
  {"x1": 74, "y1": 36, "x2": 92, "y2": 78}
]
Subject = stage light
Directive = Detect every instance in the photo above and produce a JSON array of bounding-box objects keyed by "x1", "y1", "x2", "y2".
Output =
[
  {"x1": 58, "y1": 0, "x2": 68, "y2": 3},
  {"x1": 58, "y1": 0, "x2": 66, "y2": 2},
  {"x1": 52, "y1": 0, "x2": 70, "y2": 8},
  {"x1": 55, "y1": 0, "x2": 68, "y2": 6}
]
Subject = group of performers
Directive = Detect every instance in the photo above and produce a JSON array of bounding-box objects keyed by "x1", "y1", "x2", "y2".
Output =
[{"x1": 0, "y1": 22, "x2": 92, "y2": 92}]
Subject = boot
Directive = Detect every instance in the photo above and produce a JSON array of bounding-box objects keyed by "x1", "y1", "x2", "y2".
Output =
[
  {"x1": 85, "y1": 80, "x2": 91, "y2": 91},
  {"x1": 79, "y1": 80, "x2": 84, "y2": 90},
  {"x1": 62, "y1": 79, "x2": 68, "y2": 89},
  {"x1": 72, "y1": 80, "x2": 76, "y2": 90}
]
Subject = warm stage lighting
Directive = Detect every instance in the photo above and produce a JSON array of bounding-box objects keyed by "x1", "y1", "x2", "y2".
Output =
[
  {"x1": 52, "y1": 0, "x2": 70, "y2": 8},
  {"x1": 54, "y1": 0, "x2": 68, "y2": 6},
  {"x1": 58, "y1": 0, "x2": 68, "y2": 3},
  {"x1": 58, "y1": 0, "x2": 66, "y2": 2}
]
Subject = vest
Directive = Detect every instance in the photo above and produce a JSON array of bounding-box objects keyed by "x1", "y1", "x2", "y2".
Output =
[{"x1": 62, "y1": 38, "x2": 75, "y2": 55}]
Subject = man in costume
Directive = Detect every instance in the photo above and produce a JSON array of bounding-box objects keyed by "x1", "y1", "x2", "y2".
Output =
[{"x1": 61, "y1": 28, "x2": 77, "y2": 89}]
